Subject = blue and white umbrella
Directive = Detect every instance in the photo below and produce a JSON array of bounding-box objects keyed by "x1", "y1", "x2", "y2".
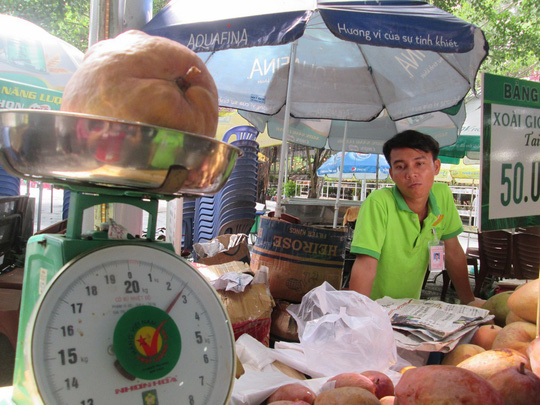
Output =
[
  {"x1": 318, "y1": 152, "x2": 390, "y2": 203},
  {"x1": 317, "y1": 152, "x2": 389, "y2": 179},
  {"x1": 143, "y1": 0, "x2": 489, "y2": 217}
]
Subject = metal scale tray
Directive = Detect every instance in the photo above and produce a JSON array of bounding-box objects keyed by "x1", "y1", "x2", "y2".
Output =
[{"x1": 0, "y1": 110, "x2": 242, "y2": 196}]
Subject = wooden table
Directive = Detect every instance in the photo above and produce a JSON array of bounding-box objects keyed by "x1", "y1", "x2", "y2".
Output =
[
  {"x1": 0, "y1": 288, "x2": 21, "y2": 349},
  {"x1": 0, "y1": 267, "x2": 23, "y2": 290}
]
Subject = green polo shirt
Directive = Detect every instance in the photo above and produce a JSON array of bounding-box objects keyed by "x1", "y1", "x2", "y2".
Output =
[{"x1": 350, "y1": 182, "x2": 463, "y2": 300}]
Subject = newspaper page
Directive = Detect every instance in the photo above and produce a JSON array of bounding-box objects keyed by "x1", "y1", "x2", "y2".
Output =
[{"x1": 376, "y1": 297, "x2": 494, "y2": 352}]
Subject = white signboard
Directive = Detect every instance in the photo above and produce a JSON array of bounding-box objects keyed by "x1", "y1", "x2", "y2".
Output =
[{"x1": 481, "y1": 73, "x2": 540, "y2": 231}]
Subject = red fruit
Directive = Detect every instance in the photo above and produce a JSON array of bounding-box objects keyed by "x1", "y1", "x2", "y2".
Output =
[{"x1": 361, "y1": 370, "x2": 395, "y2": 399}]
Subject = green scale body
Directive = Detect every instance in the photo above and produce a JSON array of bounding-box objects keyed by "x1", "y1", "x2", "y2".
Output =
[{"x1": 12, "y1": 189, "x2": 175, "y2": 404}]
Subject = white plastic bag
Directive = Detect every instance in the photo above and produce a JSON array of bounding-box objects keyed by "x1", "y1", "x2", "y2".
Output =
[{"x1": 275, "y1": 282, "x2": 397, "y2": 377}]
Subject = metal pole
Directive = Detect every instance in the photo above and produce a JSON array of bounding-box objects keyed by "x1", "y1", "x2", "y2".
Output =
[
  {"x1": 36, "y1": 182, "x2": 43, "y2": 231},
  {"x1": 376, "y1": 154, "x2": 380, "y2": 189},
  {"x1": 275, "y1": 41, "x2": 298, "y2": 219},
  {"x1": 333, "y1": 122, "x2": 349, "y2": 228}
]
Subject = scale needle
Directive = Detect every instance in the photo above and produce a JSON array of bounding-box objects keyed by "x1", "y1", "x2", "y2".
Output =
[{"x1": 166, "y1": 284, "x2": 186, "y2": 313}]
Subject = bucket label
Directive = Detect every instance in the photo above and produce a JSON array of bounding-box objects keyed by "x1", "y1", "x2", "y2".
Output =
[{"x1": 254, "y1": 217, "x2": 347, "y2": 261}]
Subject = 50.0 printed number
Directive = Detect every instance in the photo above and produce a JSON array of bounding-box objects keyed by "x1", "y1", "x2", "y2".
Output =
[{"x1": 500, "y1": 161, "x2": 540, "y2": 206}]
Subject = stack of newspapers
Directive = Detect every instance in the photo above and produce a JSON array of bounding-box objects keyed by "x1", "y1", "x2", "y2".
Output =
[{"x1": 376, "y1": 297, "x2": 494, "y2": 353}]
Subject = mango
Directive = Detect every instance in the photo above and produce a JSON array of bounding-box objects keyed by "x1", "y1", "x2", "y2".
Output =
[
  {"x1": 482, "y1": 291, "x2": 513, "y2": 327},
  {"x1": 395, "y1": 365, "x2": 503, "y2": 404},
  {"x1": 507, "y1": 278, "x2": 539, "y2": 324}
]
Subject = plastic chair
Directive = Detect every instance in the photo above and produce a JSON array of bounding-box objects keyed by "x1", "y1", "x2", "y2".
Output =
[
  {"x1": 0, "y1": 166, "x2": 20, "y2": 197},
  {"x1": 475, "y1": 230, "x2": 513, "y2": 296},
  {"x1": 181, "y1": 197, "x2": 197, "y2": 251},
  {"x1": 222, "y1": 126, "x2": 259, "y2": 143},
  {"x1": 512, "y1": 232, "x2": 540, "y2": 280},
  {"x1": 218, "y1": 218, "x2": 256, "y2": 236}
]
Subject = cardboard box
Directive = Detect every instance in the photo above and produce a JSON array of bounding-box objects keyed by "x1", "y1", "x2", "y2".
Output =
[
  {"x1": 194, "y1": 261, "x2": 275, "y2": 346},
  {"x1": 218, "y1": 284, "x2": 274, "y2": 346},
  {"x1": 194, "y1": 233, "x2": 250, "y2": 265},
  {"x1": 192, "y1": 261, "x2": 252, "y2": 282}
]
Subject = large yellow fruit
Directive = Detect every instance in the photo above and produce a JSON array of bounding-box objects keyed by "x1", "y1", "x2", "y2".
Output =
[
  {"x1": 61, "y1": 30, "x2": 218, "y2": 137},
  {"x1": 470, "y1": 324, "x2": 502, "y2": 350},
  {"x1": 456, "y1": 348, "x2": 531, "y2": 379},
  {"x1": 314, "y1": 387, "x2": 381, "y2": 404},
  {"x1": 506, "y1": 310, "x2": 527, "y2": 325},
  {"x1": 491, "y1": 321, "x2": 536, "y2": 355},
  {"x1": 528, "y1": 336, "x2": 540, "y2": 378},
  {"x1": 441, "y1": 343, "x2": 485, "y2": 366},
  {"x1": 507, "y1": 278, "x2": 539, "y2": 324}
]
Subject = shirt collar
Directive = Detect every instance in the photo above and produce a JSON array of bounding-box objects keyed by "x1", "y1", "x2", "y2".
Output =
[{"x1": 392, "y1": 185, "x2": 442, "y2": 217}]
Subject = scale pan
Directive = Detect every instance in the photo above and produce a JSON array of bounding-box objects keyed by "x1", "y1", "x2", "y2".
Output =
[{"x1": 0, "y1": 110, "x2": 242, "y2": 196}]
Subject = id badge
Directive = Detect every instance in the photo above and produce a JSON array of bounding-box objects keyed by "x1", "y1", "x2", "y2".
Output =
[{"x1": 428, "y1": 228, "x2": 444, "y2": 271}]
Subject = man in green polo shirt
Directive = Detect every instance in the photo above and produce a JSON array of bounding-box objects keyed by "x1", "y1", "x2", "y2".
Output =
[{"x1": 349, "y1": 130, "x2": 483, "y2": 306}]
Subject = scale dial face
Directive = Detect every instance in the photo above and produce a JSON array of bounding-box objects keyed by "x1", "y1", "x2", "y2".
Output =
[{"x1": 26, "y1": 244, "x2": 235, "y2": 405}]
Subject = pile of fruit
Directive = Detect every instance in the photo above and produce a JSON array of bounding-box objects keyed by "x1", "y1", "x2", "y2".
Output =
[{"x1": 258, "y1": 279, "x2": 540, "y2": 404}]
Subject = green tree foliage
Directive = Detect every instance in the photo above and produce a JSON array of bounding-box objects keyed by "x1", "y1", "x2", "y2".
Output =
[
  {"x1": 0, "y1": 0, "x2": 91, "y2": 51},
  {"x1": 0, "y1": 0, "x2": 170, "y2": 53},
  {"x1": 431, "y1": 0, "x2": 539, "y2": 79}
]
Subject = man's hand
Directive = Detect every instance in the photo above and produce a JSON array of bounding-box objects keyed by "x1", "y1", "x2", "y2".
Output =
[
  {"x1": 466, "y1": 297, "x2": 486, "y2": 308},
  {"x1": 443, "y1": 237, "x2": 476, "y2": 304}
]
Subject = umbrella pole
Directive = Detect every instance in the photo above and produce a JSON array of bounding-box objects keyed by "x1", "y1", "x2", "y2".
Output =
[
  {"x1": 275, "y1": 41, "x2": 298, "y2": 219},
  {"x1": 332, "y1": 122, "x2": 349, "y2": 228},
  {"x1": 376, "y1": 154, "x2": 380, "y2": 189}
]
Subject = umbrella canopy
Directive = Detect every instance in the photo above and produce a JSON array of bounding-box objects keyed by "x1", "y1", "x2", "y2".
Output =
[
  {"x1": 143, "y1": 0, "x2": 488, "y2": 216},
  {"x1": 217, "y1": 109, "x2": 281, "y2": 148},
  {"x1": 439, "y1": 97, "x2": 481, "y2": 160},
  {"x1": 317, "y1": 152, "x2": 389, "y2": 179},
  {"x1": 240, "y1": 102, "x2": 466, "y2": 153},
  {"x1": 144, "y1": 0, "x2": 487, "y2": 121},
  {"x1": 0, "y1": 14, "x2": 84, "y2": 91},
  {"x1": 437, "y1": 161, "x2": 480, "y2": 184},
  {"x1": 449, "y1": 160, "x2": 480, "y2": 181}
]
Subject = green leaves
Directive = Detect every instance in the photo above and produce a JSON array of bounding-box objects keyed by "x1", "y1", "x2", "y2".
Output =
[
  {"x1": 429, "y1": 0, "x2": 539, "y2": 80},
  {"x1": 0, "y1": 0, "x2": 90, "y2": 51}
]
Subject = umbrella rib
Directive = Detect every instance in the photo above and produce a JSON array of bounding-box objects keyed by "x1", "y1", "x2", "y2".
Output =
[
  {"x1": 199, "y1": 51, "x2": 216, "y2": 65},
  {"x1": 437, "y1": 52, "x2": 473, "y2": 89},
  {"x1": 354, "y1": 42, "x2": 386, "y2": 118}
]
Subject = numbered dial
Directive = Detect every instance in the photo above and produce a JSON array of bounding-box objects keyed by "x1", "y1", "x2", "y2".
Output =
[{"x1": 26, "y1": 244, "x2": 235, "y2": 405}]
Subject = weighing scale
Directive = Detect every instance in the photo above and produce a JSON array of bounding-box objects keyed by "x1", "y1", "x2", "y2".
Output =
[{"x1": 0, "y1": 110, "x2": 242, "y2": 404}]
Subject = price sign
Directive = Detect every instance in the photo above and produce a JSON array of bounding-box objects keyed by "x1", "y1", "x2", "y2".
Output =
[{"x1": 481, "y1": 73, "x2": 540, "y2": 231}]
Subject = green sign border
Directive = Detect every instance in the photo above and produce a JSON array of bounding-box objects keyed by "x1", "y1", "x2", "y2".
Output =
[{"x1": 481, "y1": 73, "x2": 540, "y2": 231}]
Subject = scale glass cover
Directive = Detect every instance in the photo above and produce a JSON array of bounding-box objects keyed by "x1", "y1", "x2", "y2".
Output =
[{"x1": 23, "y1": 244, "x2": 235, "y2": 404}]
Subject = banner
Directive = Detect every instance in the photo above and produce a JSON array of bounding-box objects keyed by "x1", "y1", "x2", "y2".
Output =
[
  {"x1": 480, "y1": 73, "x2": 540, "y2": 231},
  {"x1": 0, "y1": 78, "x2": 62, "y2": 110}
]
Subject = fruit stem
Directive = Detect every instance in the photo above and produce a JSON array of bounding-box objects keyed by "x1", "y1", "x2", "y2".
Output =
[
  {"x1": 519, "y1": 362, "x2": 525, "y2": 374},
  {"x1": 176, "y1": 66, "x2": 201, "y2": 93}
]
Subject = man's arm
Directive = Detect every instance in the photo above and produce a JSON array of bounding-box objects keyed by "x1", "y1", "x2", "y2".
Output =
[
  {"x1": 444, "y1": 236, "x2": 483, "y2": 305},
  {"x1": 348, "y1": 254, "x2": 378, "y2": 297}
]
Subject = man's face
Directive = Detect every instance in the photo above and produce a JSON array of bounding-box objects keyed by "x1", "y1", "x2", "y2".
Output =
[{"x1": 389, "y1": 148, "x2": 441, "y2": 202}]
